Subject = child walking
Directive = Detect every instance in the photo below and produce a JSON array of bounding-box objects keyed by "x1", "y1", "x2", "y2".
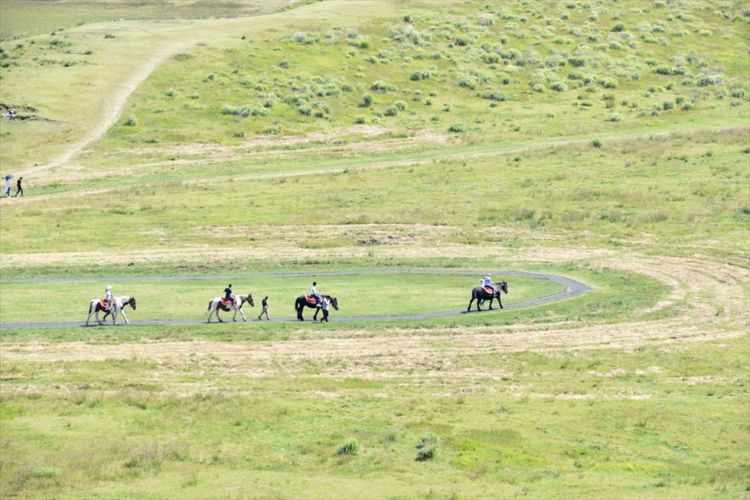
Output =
[{"x1": 257, "y1": 296, "x2": 270, "y2": 320}]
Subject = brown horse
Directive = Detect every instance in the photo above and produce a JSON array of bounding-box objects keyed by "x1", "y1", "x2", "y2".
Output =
[
  {"x1": 207, "y1": 294, "x2": 254, "y2": 322},
  {"x1": 467, "y1": 281, "x2": 508, "y2": 312}
]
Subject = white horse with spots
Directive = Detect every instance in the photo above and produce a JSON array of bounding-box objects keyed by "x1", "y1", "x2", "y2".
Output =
[
  {"x1": 86, "y1": 296, "x2": 137, "y2": 326},
  {"x1": 206, "y1": 294, "x2": 254, "y2": 323}
]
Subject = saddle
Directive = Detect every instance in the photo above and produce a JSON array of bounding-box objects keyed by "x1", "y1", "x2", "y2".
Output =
[
  {"x1": 305, "y1": 295, "x2": 318, "y2": 305},
  {"x1": 221, "y1": 298, "x2": 234, "y2": 306},
  {"x1": 99, "y1": 299, "x2": 112, "y2": 308},
  {"x1": 483, "y1": 286, "x2": 496, "y2": 295}
]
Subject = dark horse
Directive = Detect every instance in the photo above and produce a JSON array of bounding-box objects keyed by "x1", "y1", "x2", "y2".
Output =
[
  {"x1": 467, "y1": 281, "x2": 508, "y2": 312},
  {"x1": 295, "y1": 295, "x2": 339, "y2": 321}
]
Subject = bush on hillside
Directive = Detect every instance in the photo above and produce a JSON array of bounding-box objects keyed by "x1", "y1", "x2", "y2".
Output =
[
  {"x1": 448, "y1": 122, "x2": 466, "y2": 133},
  {"x1": 337, "y1": 440, "x2": 360, "y2": 456},
  {"x1": 371, "y1": 80, "x2": 397, "y2": 92},
  {"x1": 415, "y1": 434, "x2": 439, "y2": 461}
]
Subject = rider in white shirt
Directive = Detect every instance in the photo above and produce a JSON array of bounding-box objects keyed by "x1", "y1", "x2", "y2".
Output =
[
  {"x1": 483, "y1": 275, "x2": 494, "y2": 291},
  {"x1": 104, "y1": 285, "x2": 114, "y2": 306},
  {"x1": 311, "y1": 281, "x2": 321, "y2": 304}
]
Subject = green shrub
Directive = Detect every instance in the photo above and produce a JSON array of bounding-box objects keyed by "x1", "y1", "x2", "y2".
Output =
[
  {"x1": 371, "y1": 80, "x2": 397, "y2": 92},
  {"x1": 261, "y1": 125, "x2": 281, "y2": 134},
  {"x1": 337, "y1": 440, "x2": 360, "y2": 456},
  {"x1": 698, "y1": 75, "x2": 722, "y2": 86},
  {"x1": 612, "y1": 23, "x2": 626, "y2": 32},
  {"x1": 415, "y1": 434, "x2": 439, "y2": 461},
  {"x1": 394, "y1": 100, "x2": 407, "y2": 111},
  {"x1": 448, "y1": 122, "x2": 466, "y2": 133},
  {"x1": 410, "y1": 70, "x2": 432, "y2": 81},
  {"x1": 355, "y1": 115, "x2": 366, "y2": 124},
  {"x1": 124, "y1": 115, "x2": 137, "y2": 126},
  {"x1": 165, "y1": 89, "x2": 176, "y2": 97},
  {"x1": 222, "y1": 105, "x2": 250, "y2": 117},
  {"x1": 481, "y1": 91, "x2": 506, "y2": 101},
  {"x1": 606, "y1": 112, "x2": 622, "y2": 122},
  {"x1": 384, "y1": 105, "x2": 398, "y2": 116},
  {"x1": 550, "y1": 81, "x2": 568, "y2": 92},
  {"x1": 568, "y1": 56, "x2": 588, "y2": 67},
  {"x1": 292, "y1": 31, "x2": 317, "y2": 44},
  {"x1": 592, "y1": 139, "x2": 603, "y2": 148},
  {"x1": 360, "y1": 94, "x2": 373, "y2": 107}
]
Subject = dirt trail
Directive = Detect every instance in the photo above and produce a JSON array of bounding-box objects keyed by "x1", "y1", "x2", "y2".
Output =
[
  {"x1": 18, "y1": 41, "x2": 195, "y2": 177},
  {"x1": 2, "y1": 254, "x2": 747, "y2": 376},
  {"x1": 11, "y1": 123, "x2": 749, "y2": 202},
  {"x1": 0, "y1": 270, "x2": 591, "y2": 329}
]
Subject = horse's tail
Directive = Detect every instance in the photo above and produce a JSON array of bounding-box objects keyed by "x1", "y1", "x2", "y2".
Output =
[
  {"x1": 207, "y1": 300, "x2": 213, "y2": 312},
  {"x1": 294, "y1": 297, "x2": 299, "y2": 313}
]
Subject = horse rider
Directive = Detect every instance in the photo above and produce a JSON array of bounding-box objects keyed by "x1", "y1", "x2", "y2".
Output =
[
  {"x1": 311, "y1": 281, "x2": 321, "y2": 305},
  {"x1": 483, "y1": 274, "x2": 495, "y2": 292},
  {"x1": 224, "y1": 284, "x2": 234, "y2": 303},
  {"x1": 103, "y1": 285, "x2": 115, "y2": 307}
]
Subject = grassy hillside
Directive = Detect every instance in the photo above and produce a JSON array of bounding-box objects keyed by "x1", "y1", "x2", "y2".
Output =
[
  {"x1": 103, "y1": 0, "x2": 749, "y2": 146},
  {"x1": 0, "y1": 0, "x2": 748, "y2": 498},
  {"x1": 0, "y1": 0, "x2": 307, "y2": 39}
]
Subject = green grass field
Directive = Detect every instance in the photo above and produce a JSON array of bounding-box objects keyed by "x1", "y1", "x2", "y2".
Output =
[
  {"x1": 0, "y1": 0, "x2": 748, "y2": 497},
  {"x1": 0, "y1": 272, "x2": 565, "y2": 322}
]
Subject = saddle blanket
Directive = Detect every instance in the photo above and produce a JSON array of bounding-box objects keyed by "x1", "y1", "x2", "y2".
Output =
[
  {"x1": 305, "y1": 295, "x2": 318, "y2": 305},
  {"x1": 483, "y1": 286, "x2": 496, "y2": 294},
  {"x1": 221, "y1": 299, "x2": 234, "y2": 306}
]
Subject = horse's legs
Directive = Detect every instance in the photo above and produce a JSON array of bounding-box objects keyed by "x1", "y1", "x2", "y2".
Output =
[
  {"x1": 313, "y1": 307, "x2": 319, "y2": 321},
  {"x1": 467, "y1": 296, "x2": 474, "y2": 312},
  {"x1": 296, "y1": 301, "x2": 304, "y2": 321},
  {"x1": 238, "y1": 305, "x2": 247, "y2": 322},
  {"x1": 86, "y1": 303, "x2": 94, "y2": 326},
  {"x1": 498, "y1": 293, "x2": 503, "y2": 309},
  {"x1": 119, "y1": 308, "x2": 129, "y2": 325},
  {"x1": 488, "y1": 296, "x2": 494, "y2": 310}
]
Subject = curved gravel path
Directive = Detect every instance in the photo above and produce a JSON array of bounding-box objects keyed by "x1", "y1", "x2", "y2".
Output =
[{"x1": 0, "y1": 270, "x2": 591, "y2": 329}]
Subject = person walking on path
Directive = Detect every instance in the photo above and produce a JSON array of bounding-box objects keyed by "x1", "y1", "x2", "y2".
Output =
[
  {"x1": 13, "y1": 177, "x2": 23, "y2": 197},
  {"x1": 257, "y1": 296, "x2": 270, "y2": 320},
  {"x1": 2, "y1": 177, "x2": 11, "y2": 197}
]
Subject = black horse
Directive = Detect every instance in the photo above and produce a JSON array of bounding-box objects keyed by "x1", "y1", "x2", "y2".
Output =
[
  {"x1": 295, "y1": 294, "x2": 339, "y2": 321},
  {"x1": 467, "y1": 281, "x2": 508, "y2": 312}
]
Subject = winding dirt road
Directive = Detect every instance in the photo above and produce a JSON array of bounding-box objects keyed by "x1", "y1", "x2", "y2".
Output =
[
  {"x1": 1, "y1": 255, "x2": 747, "y2": 381},
  {"x1": 0, "y1": 270, "x2": 591, "y2": 329}
]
